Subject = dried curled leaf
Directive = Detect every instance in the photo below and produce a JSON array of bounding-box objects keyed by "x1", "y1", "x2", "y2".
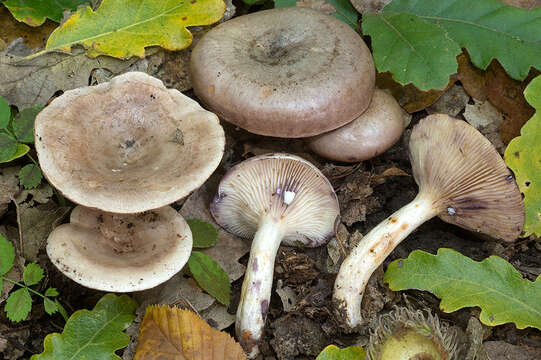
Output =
[
  {"x1": 505, "y1": 75, "x2": 541, "y2": 236},
  {"x1": 134, "y1": 305, "x2": 246, "y2": 360},
  {"x1": 40, "y1": 0, "x2": 226, "y2": 58}
]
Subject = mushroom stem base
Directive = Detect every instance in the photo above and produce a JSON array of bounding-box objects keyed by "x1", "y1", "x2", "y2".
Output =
[
  {"x1": 236, "y1": 217, "x2": 283, "y2": 358},
  {"x1": 333, "y1": 194, "x2": 436, "y2": 329}
]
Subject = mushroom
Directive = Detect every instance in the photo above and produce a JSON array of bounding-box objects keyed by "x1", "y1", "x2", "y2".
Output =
[
  {"x1": 307, "y1": 89, "x2": 407, "y2": 162},
  {"x1": 47, "y1": 205, "x2": 192, "y2": 292},
  {"x1": 190, "y1": 7, "x2": 375, "y2": 138},
  {"x1": 333, "y1": 114, "x2": 525, "y2": 329},
  {"x1": 35, "y1": 71, "x2": 225, "y2": 213},
  {"x1": 211, "y1": 153, "x2": 340, "y2": 357},
  {"x1": 368, "y1": 307, "x2": 459, "y2": 360}
]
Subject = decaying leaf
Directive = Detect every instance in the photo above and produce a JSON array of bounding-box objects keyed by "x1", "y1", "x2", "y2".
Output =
[
  {"x1": 457, "y1": 52, "x2": 488, "y2": 101},
  {"x1": 505, "y1": 75, "x2": 541, "y2": 237},
  {"x1": 463, "y1": 99, "x2": 505, "y2": 154},
  {"x1": 426, "y1": 84, "x2": 470, "y2": 117},
  {"x1": 349, "y1": 0, "x2": 391, "y2": 14},
  {"x1": 385, "y1": 248, "x2": 541, "y2": 330},
  {"x1": 134, "y1": 305, "x2": 246, "y2": 360},
  {"x1": 0, "y1": 6, "x2": 58, "y2": 49},
  {"x1": 3, "y1": 0, "x2": 88, "y2": 26},
  {"x1": 0, "y1": 40, "x2": 143, "y2": 109},
  {"x1": 483, "y1": 341, "x2": 541, "y2": 360},
  {"x1": 41, "y1": 0, "x2": 226, "y2": 59}
]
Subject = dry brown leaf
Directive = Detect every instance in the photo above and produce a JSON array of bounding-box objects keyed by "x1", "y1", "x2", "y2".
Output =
[
  {"x1": 376, "y1": 71, "x2": 456, "y2": 113},
  {"x1": 134, "y1": 305, "x2": 246, "y2": 360},
  {"x1": 457, "y1": 52, "x2": 488, "y2": 101},
  {"x1": 372, "y1": 167, "x2": 410, "y2": 185},
  {"x1": 426, "y1": 83, "x2": 470, "y2": 116},
  {"x1": 499, "y1": 0, "x2": 541, "y2": 9},
  {"x1": 0, "y1": 7, "x2": 58, "y2": 49},
  {"x1": 350, "y1": 0, "x2": 391, "y2": 13}
]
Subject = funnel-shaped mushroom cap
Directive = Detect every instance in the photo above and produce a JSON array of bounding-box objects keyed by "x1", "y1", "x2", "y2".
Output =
[
  {"x1": 307, "y1": 89, "x2": 406, "y2": 162},
  {"x1": 35, "y1": 72, "x2": 225, "y2": 213},
  {"x1": 211, "y1": 154, "x2": 339, "y2": 246},
  {"x1": 410, "y1": 114, "x2": 524, "y2": 241},
  {"x1": 190, "y1": 7, "x2": 375, "y2": 138},
  {"x1": 47, "y1": 206, "x2": 192, "y2": 292}
]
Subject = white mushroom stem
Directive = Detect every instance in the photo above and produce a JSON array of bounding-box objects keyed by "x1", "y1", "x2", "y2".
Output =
[
  {"x1": 236, "y1": 216, "x2": 284, "y2": 358},
  {"x1": 333, "y1": 194, "x2": 437, "y2": 329}
]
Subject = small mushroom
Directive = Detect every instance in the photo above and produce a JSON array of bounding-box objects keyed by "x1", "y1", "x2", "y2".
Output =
[
  {"x1": 190, "y1": 7, "x2": 375, "y2": 138},
  {"x1": 35, "y1": 71, "x2": 225, "y2": 213},
  {"x1": 211, "y1": 154, "x2": 340, "y2": 357},
  {"x1": 47, "y1": 205, "x2": 192, "y2": 292},
  {"x1": 307, "y1": 89, "x2": 407, "y2": 162},
  {"x1": 369, "y1": 307, "x2": 459, "y2": 360},
  {"x1": 333, "y1": 114, "x2": 524, "y2": 329}
]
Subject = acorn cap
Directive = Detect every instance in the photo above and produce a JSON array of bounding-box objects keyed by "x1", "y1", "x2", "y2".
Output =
[
  {"x1": 410, "y1": 114, "x2": 525, "y2": 241},
  {"x1": 211, "y1": 153, "x2": 340, "y2": 247},
  {"x1": 307, "y1": 89, "x2": 406, "y2": 162},
  {"x1": 190, "y1": 7, "x2": 375, "y2": 138},
  {"x1": 35, "y1": 72, "x2": 225, "y2": 213},
  {"x1": 47, "y1": 205, "x2": 192, "y2": 292}
]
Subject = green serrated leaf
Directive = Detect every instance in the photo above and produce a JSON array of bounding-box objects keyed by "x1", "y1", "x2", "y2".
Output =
[
  {"x1": 3, "y1": 0, "x2": 90, "y2": 26},
  {"x1": 385, "y1": 0, "x2": 541, "y2": 81},
  {"x1": 5, "y1": 288, "x2": 32, "y2": 322},
  {"x1": 18, "y1": 164, "x2": 42, "y2": 189},
  {"x1": 41, "y1": 0, "x2": 226, "y2": 59},
  {"x1": 23, "y1": 263, "x2": 44, "y2": 286},
  {"x1": 13, "y1": 106, "x2": 42, "y2": 143},
  {"x1": 0, "y1": 96, "x2": 10, "y2": 130},
  {"x1": 187, "y1": 218, "x2": 218, "y2": 248},
  {"x1": 188, "y1": 251, "x2": 231, "y2": 306},
  {"x1": 45, "y1": 288, "x2": 59, "y2": 297},
  {"x1": 44, "y1": 298, "x2": 59, "y2": 315},
  {"x1": 316, "y1": 345, "x2": 366, "y2": 360},
  {"x1": 31, "y1": 294, "x2": 137, "y2": 360},
  {"x1": 385, "y1": 248, "x2": 541, "y2": 330},
  {"x1": 0, "y1": 133, "x2": 19, "y2": 163},
  {"x1": 505, "y1": 75, "x2": 541, "y2": 236},
  {"x1": 0, "y1": 234, "x2": 15, "y2": 276},
  {"x1": 274, "y1": 0, "x2": 359, "y2": 29},
  {"x1": 1, "y1": 143, "x2": 30, "y2": 163},
  {"x1": 363, "y1": 11, "x2": 461, "y2": 90}
]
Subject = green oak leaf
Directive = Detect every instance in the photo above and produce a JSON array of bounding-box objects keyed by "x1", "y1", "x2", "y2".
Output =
[
  {"x1": 0, "y1": 133, "x2": 19, "y2": 163},
  {"x1": 23, "y1": 263, "x2": 44, "y2": 286},
  {"x1": 187, "y1": 218, "x2": 218, "y2": 249},
  {"x1": 384, "y1": 0, "x2": 541, "y2": 81},
  {"x1": 0, "y1": 96, "x2": 10, "y2": 130},
  {"x1": 13, "y1": 106, "x2": 42, "y2": 143},
  {"x1": 31, "y1": 294, "x2": 137, "y2": 360},
  {"x1": 18, "y1": 164, "x2": 42, "y2": 189},
  {"x1": 505, "y1": 75, "x2": 541, "y2": 236},
  {"x1": 363, "y1": 11, "x2": 461, "y2": 90},
  {"x1": 3, "y1": 0, "x2": 90, "y2": 26},
  {"x1": 274, "y1": 0, "x2": 359, "y2": 29},
  {"x1": 188, "y1": 251, "x2": 231, "y2": 306},
  {"x1": 5, "y1": 288, "x2": 32, "y2": 322},
  {"x1": 385, "y1": 248, "x2": 541, "y2": 330},
  {"x1": 316, "y1": 345, "x2": 366, "y2": 360},
  {"x1": 0, "y1": 234, "x2": 15, "y2": 276}
]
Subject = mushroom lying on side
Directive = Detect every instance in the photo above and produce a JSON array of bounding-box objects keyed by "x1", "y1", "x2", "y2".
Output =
[
  {"x1": 211, "y1": 154, "x2": 340, "y2": 358},
  {"x1": 333, "y1": 114, "x2": 524, "y2": 329},
  {"x1": 190, "y1": 7, "x2": 375, "y2": 138},
  {"x1": 307, "y1": 89, "x2": 407, "y2": 162},
  {"x1": 35, "y1": 72, "x2": 225, "y2": 291}
]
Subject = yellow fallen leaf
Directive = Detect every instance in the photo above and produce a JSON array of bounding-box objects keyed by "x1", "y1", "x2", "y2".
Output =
[
  {"x1": 37, "y1": 0, "x2": 225, "y2": 59},
  {"x1": 134, "y1": 305, "x2": 246, "y2": 360}
]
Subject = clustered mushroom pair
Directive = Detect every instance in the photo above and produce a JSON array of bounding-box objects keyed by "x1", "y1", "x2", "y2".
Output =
[{"x1": 35, "y1": 6, "x2": 525, "y2": 359}]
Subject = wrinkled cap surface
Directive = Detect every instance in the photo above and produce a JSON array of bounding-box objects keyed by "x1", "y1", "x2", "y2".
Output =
[
  {"x1": 47, "y1": 205, "x2": 193, "y2": 292},
  {"x1": 35, "y1": 72, "x2": 225, "y2": 213},
  {"x1": 307, "y1": 89, "x2": 406, "y2": 162},
  {"x1": 190, "y1": 7, "x2": 375, "y2": 138},
  {"x1": 211, "y1": 154, "x2": 340, "y2": 246},
  {"x1": 410, "y1": 114, "x2": 525, "y2": 241}
]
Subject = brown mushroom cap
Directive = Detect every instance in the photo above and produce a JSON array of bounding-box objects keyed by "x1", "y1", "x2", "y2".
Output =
[
  {"x1": 190, "y1": 7, "x2": 375, "y2": 138},
  {"x1": 307, "y1": 89, "x2": 406, "y2": 162},
  {"x1": 410, "y1": 114, "x2": 524, "y2": 240},
  {"x1": 211, "y1": 153, "x2": 340, "y2": 246},
  {"x1": 35, "y1": 72, "x2": 225, "y2": 213},
  {"x1": 47, "y1": 205, "x2": 192, "y2": 292}
]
